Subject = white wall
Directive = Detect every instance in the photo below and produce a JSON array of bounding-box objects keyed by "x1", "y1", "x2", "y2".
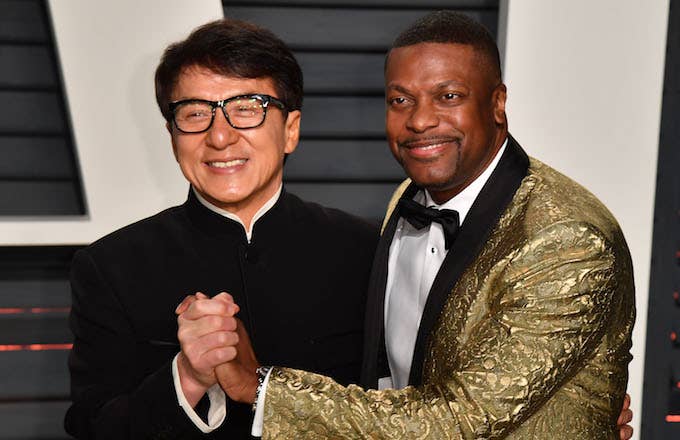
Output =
[
  {"x1": 504, "y1": 1, "x2": 669, "y2": 437},
  {"x1": 0, "y1": 0, "x2": 224, "y2": 245}
]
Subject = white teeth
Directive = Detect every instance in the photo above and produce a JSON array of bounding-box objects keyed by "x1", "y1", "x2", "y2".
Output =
[
  {"x1": 208, "y1": 159, "x2": 246, "y2": 168},
  {"x1": 417, "y1": 143, "x2": 444, "y2": 150}
]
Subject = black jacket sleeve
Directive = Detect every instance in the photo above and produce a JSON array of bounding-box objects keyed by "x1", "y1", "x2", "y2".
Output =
[{"x1": 64, "y1": 249, "x2": 206, "y2": 440}]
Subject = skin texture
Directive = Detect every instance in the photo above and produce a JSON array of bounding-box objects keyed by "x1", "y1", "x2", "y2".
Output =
[
  {"x1": 214, "y1": 318, "x2": 260, "y2": 404},
  {"x1": 617, "y1": 394, "x2": 633, "y2": 439},
  {"x1": 385, "y1": 42, "x2": 507, "y2": 204},
  {"x1": 168, "y1": 66, "x2": 300, "y2": 230},
  {"x1": 175, "y1": 292, "x2": 240, "y2": 406}
]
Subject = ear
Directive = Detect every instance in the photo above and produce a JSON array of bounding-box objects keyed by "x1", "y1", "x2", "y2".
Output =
[
  {"x1": 283, "y1": 110, "x2": 301, "y2": 155},
  {"x1": 492, "y1": 83, "x2": 507, "y2": 125}
]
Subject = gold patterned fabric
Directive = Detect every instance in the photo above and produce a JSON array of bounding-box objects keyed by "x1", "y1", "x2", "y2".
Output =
[{"x1": 262, "y1": 159, "x2": 635, "y2": 439}]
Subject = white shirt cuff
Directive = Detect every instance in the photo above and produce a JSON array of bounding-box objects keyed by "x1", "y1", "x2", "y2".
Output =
[
  {"x1": 250, "y1": 368, "x2": 272, "y2": 437},
  {"x1": 171, "y1": 353, "x2": 226, "y2": 432}
]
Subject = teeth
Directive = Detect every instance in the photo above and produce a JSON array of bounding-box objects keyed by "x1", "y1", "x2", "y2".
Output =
[
  {"x1": 208, "y1": 159, "x2": 246, "y2": 168},
  {"x1": 412, "y1": 143, "x2": 443, "y2": 150}
]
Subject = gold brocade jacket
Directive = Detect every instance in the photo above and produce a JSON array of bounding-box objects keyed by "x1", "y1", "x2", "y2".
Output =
[{"x1": 262, "y1": 153, "x2": 635, "y2": 439}]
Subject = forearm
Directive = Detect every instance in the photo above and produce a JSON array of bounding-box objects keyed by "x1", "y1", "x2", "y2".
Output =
[{"x1": 263, "y1": 368, "x2": 463, "y2": 439}]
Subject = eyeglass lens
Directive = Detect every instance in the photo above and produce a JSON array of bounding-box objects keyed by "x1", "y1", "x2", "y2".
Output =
[{"x1": 174, "y1": 97, "x2": 266, "y2": 132}]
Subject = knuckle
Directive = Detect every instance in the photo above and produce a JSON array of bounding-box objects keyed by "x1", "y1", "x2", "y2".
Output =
[
  {"x1": 177, "y1": 327, "x2": 189, "y2": 342},
  {"x1": 214, "y1": 346, "x2": 236, "y2": 363},
  {"x1": 210, "y1": 316, "x2": 224, "y2": 329},
  {"x1": 216, "y1": 302, "x2": 229, "y2": 315},
  {"x1": 224, "y1": 317, "x2": 237, "y2": 331},
  {"x1": 225, "y1": 346, "x2": 237, "y2": 359},
  {"x1": 215, "y1": 350, "x2": 227, "y2": 363},
  {"x1": 216, "y1": 331, "x2": 229, "y2": 345}
]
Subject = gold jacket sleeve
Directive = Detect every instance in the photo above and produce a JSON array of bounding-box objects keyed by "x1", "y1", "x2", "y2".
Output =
[{"x1": 262, "y1": 160, "x2": 634, "y2": 439}]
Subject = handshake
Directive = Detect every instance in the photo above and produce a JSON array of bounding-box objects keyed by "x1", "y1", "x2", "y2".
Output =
[{"x1": 174, "y1": 292, "x2": 260, "y2": 407}]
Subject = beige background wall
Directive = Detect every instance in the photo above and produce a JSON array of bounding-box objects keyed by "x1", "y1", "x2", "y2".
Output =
[{"x1": 504, "y1": 1, "x2": 670, "y2": 436}]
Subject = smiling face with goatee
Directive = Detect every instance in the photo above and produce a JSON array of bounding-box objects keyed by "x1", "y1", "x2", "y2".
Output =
[{"x1": 385, "y1": 42, "x2": 508, "y2": 205}]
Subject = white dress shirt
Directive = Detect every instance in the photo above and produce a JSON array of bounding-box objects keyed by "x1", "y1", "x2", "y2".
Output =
[
  {"x1": 173, "y1": 185, "x2": 282, "y2": 432},
  {"x1": 382, "y1": 138, "x2": 507, "y2": 389},
  {"x1": 251, "y1": 139, "x2": 508, "y2": 436}
]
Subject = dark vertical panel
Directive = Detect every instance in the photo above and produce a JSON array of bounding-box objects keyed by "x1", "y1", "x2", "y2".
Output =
[
  {"x1": 223, "y1": 1, "x2": 499, "y2": 218},
  {"x1": 235, "y1": 0, "x2": 499, "y2": 6},
  {"x1": 0, "y1": 91, "x2": 65, "y2": 133},
  {"x1": 642, "y1": 0, "x2": 680, "y2": 438},
  {"x1": 224, "y1": 6, "x2": 497, "y2": 51},
  {"x1": 0, "y1": 246, "x2": 79, "y2": 439},
  {"x1": 0, "y1": 402, "x2": 71, "y2": 440},
  {"x1": 0, "y1": 182, "x2": 82, "y2": 215},
  {"x1": 295, "y1": 52, "x2": 385, "y2": 93},
  {"x1": 0, "y1": 0, "x2": 84, "y2": 216},
  {"x1": 0, "y1": 0, "x2": 48, "y2": 43},
  {"x1": 0, "y1": 351, "x2": 70, "y2": 399},
  {"x1": 0, "y1": 45, "x2": 56, "y2": 87},
  {"x1": 0, "y1": 137, "x2": 75, "y2": 179},
  {"x1": 284, "y1": 140, "x2": 404, "y2": 181}
]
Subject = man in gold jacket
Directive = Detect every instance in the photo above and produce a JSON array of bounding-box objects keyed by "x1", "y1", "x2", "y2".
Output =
[{"x1": 205, "y1": 11, "x2": 635, "y2": 439}]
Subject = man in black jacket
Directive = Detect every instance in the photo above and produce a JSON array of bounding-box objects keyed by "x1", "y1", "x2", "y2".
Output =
[{"x1": 64, "y1": 19, "x2": 377, "y2": 439}]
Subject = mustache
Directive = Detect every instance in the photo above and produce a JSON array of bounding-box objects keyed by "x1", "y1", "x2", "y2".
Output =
[{"x1": 397, "y1": 136, "x2": 460, "y2": 149}]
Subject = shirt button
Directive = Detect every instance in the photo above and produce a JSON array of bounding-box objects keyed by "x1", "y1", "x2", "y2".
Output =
[{"x1": 431, "y1": 247, "x2": 437, "y2": 254}]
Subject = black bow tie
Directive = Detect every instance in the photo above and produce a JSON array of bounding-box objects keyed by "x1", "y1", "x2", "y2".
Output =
[{"x1": 397, "y1": 197, "x2": 460, "y2": 250}]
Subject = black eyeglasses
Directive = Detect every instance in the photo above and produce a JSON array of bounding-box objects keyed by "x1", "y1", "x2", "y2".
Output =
[{"x1": 169, "y1": 94, "x2": 287, "y2": 133}]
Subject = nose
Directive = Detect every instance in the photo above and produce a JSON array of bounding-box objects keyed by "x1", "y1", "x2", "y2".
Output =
[
  {"x1": 206, "y1": 108, "x2": 239, "y2": 149},
  {"x1": 406, "y1": 101, "x2": 439, "y2": 133}
]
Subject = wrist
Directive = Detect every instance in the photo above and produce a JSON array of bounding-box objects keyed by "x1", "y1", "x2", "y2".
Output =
[{"x1": 177, "y1": 353, "x2": 211, "y2": 406}]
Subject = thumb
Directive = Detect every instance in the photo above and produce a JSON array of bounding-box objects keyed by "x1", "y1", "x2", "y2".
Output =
[
  {"x1": 214, "y1": 292, "x2": 239, "y2": 316},
  {"x1": 175, "y1": 294, "x2": 199, "y2": 315}
]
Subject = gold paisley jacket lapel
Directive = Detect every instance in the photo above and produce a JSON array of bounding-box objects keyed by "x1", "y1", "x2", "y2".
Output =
[{"x1": 408, "y1": 135, "x2": 530, "y2": 386}]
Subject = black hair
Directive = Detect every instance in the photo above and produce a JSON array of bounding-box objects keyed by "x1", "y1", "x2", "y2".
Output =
[
  {"x1": 155, "y1": 18, "x2": 303, "y2": 121},
  {"x1": 389, "y1": 10, "x2": 501, "y2": 82}
]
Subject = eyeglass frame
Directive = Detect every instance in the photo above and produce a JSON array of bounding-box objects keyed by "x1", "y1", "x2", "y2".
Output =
[{"x1": 168, "y1": 93, "x2": 288, "y2": 133}]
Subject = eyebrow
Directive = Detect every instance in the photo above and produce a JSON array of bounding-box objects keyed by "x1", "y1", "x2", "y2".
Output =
[
  {"x1": 385, "y1": 84, "x2": 411, "y2": 94},
  {"x1": 386, "y1": 81, "x2": 468, "y2": 94},
  {"x1": 433, "y1": 80, "x2": 467, "y2": 90}
]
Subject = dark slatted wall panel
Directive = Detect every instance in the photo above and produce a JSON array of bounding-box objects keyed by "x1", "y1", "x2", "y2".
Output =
[
  {"x1": 642, "y1": 1, "x2": 680, "y2": 438},
  {"x1": 0, "y1": 0, "x2": 84, "y2": 216},
  {"x1": 0, "y1": 246, "x2": 78, "y2": 439},
  {"x1": 223, "y1": 0, "x2": 499, "y2": 221},
  {"x1": 1, "y1": 2, "x2": 84, "y2": 437}
]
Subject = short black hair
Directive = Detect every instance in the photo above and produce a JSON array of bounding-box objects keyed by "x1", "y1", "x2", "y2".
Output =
[
  {"x1": 155, "y1": 18, "x2": 303, "y2": 121},
  {"x1": 389, "y1": 10, "x2": 501, "y2": 82}
]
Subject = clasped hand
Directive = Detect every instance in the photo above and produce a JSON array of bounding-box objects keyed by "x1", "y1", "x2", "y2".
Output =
[{"x1": 175, "y1": 292, "x2": 259, "y2": 406}]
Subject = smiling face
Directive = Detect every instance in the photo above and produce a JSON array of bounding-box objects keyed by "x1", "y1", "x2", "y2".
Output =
[
  {"x1": 385, "y1": 42, "x2": 507, "y2": 204},
  {"x1": 168, "y1": 66, "x2": 300, "y2": 224}
]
